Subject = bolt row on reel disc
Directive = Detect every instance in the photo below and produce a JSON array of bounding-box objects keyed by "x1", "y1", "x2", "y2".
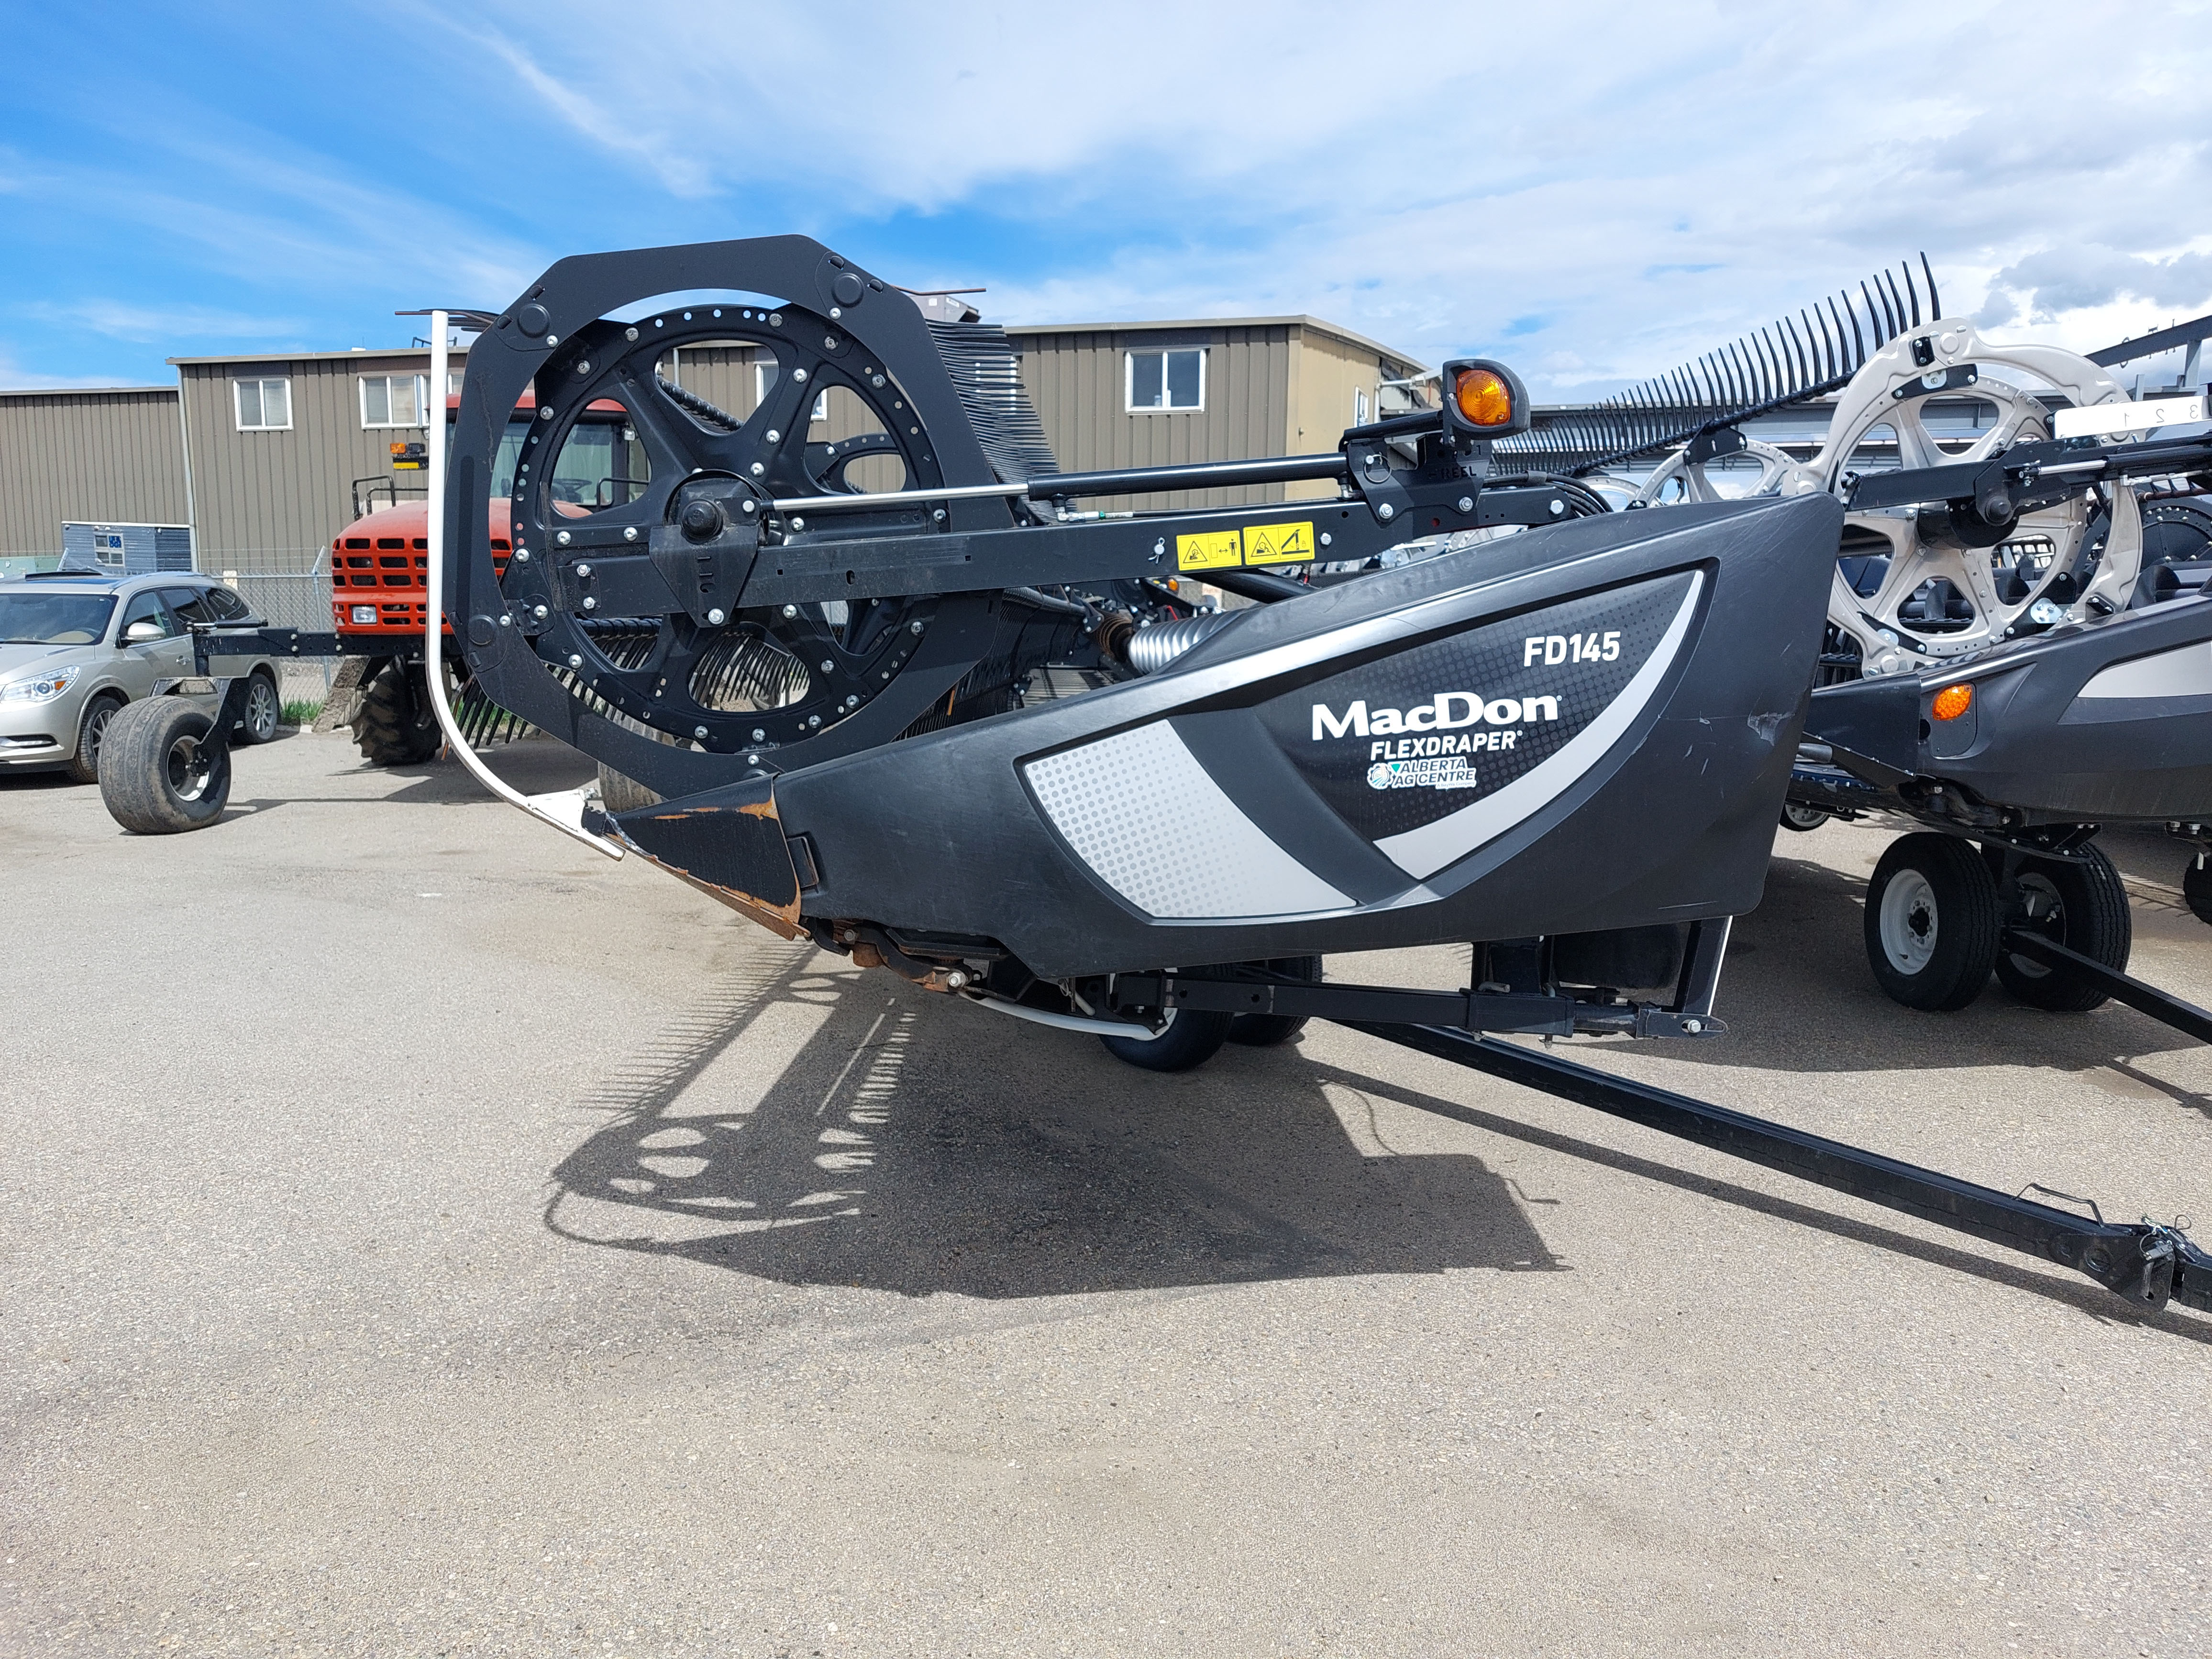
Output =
[{"x1": 493, "y1": 302, "x2": 976, "y2": 757}]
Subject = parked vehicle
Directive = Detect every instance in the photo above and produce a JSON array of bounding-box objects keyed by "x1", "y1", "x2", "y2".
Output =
[{"x1": 0, "y1": 572, "x2": 280, "y2": 782}]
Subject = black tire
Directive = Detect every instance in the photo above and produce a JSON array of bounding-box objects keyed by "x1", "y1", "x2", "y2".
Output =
[
  {"x1": 235, "y1": 671, "x2": 281, "y2": 745},
  {"x1": 595, "y1": 763, "x2": 662, "y2": 816},
  {"x1": 1863, "y1": 833, "x2": 1999, "y2": 1011},
  {"x1": 1995, "y1": 846, "x2": 2132, "y2": 1012},
  {"x1": 2182, "y1": 856, "x2": 2212, "y2": 927},
  {"x1": 98, "y1": 697, "x2": 231, "y2": 833},
  {"x1": 63, "y1": 693, "x2": 122, "y2": 785},
  {"x1": 1226, "y1": 955, "x2": 1322, "y2": 1047},
  {"x1": 351, "y1": 663, "x2": 441, "y2": 766},
  {"x1": 1099, "y1": 1007, "x2": 1235, "y2": 1073},
  {"x1": 1779, "y1": 801, "x2": 1830, "y2": 832}
]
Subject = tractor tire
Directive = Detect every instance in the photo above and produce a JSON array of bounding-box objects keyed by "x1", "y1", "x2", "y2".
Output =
[
  {"x1": 1863, "y1": 833, "x2": 1998, "y2": 1011},
  {"x1": 1100, "y1": 1007, "x2": 1235, "y2": 1073},
  {"x1": 2182, "y1": 856, "x2": 2212, "y2": 927},
  {"x1": 236, "y1": 670, "x2": 281, "y2": 745},
  {"x1": 63, "y1": 693, "x2": 123, "y2": 785},
  {"x1": 1995, "y1": 846, "x2": 2132, "y2": 1012},
  {"x1": 99, "y1": 697, "x2": 231, "y2": 834},
  {"x1": 351, "y1": 663, "x2": 441, "y2": 766},
  {"x1": 1226, "y1": 955, "x2": 1322, "y2": 1047},
  {"x1": 595, "y1": 763, "x2": 662, "y2": 816},
  {"x1": 1779, "y1": 801, "x2": 1830, "y2": 832}
]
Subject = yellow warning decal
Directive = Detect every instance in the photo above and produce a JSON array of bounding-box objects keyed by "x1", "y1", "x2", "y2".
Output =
[
  {"x1": 1243, "y1": 520, "x2": 1316, "y2": 564},
  {"x1": 1176, "y1": 530, "x2": 1245, "y2": 572}
]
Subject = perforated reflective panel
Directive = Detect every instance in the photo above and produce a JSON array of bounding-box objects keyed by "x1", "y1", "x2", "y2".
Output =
[{"x1": 1025, "y1": 721, "x2": 1350, "y2": 919}]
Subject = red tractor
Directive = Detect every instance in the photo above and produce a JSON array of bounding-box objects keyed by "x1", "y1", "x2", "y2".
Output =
[{"x1": 328, "y1": 392, "x2": 640, "y2": 763}]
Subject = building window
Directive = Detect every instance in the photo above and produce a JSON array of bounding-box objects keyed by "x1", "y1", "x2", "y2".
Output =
[
  {"x1": 1128, "y1": 348, "x2": 1204, "y2": 411},
  {"x1": 447, "y1": 371, "x2": 465, "y2": 395},
  {"x1": 234, "y1": 377, "x2": 291, "y2": 431},
  {"x1": 361, "y1": 374, "x2": 428, "y2": 429},
  {"x1": 1353, "y1": 388, "x2": 1371, "y2": 426}
]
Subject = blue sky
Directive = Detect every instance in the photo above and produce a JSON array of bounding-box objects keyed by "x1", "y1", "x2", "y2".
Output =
[{"x1": 4, "y1": 0, "x2": 2209, "y2": 397}]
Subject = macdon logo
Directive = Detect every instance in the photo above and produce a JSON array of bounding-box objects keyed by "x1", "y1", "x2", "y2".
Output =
[{"x1": 1311, "y1": 692, "x2": 1562, "y2": 743}]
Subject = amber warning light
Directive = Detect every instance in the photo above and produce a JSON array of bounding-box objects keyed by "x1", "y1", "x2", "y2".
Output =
[
  {"x1": 1455, "y1": 368, "x2": 1513, "y2": 427},
  {"x1": 1439, "y1": 357, "x2": 1531, "y2": 440},
  {"x1": 1931, "y1": 683, "x2": 1973, "y2": 721}
]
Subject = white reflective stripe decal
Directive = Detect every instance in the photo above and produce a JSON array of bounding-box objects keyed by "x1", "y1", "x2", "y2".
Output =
[
  {"x1": 2076, "y1": 641, "x2": 2212, "y2": 699},
  {"x1": 1025, "y1": 720, "x2": 1352, "y2": 919},
  {"x1": 1375, "y1": 571, "x2": 1705, "y2": 879}
]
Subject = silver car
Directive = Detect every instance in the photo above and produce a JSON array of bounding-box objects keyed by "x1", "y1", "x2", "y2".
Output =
[{"x1": 0, "y1": 573, "x2": 281, "y2": 782}]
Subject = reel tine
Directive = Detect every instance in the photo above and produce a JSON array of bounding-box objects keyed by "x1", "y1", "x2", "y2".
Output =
[
  {"x1": 1834, "y1": 292, "x2": 1864, "y2": 372},
  {"x1": 1863, "y1": 279, "x2": 1891, "y2": 344},
  {"x1": 1921, "y1": 252, "x2": 1941, "y2": 320},
  {"x1": 1784, "y1": 314, "x2": 1812, "y2": 393},
  {"x1": 1726, "y1": 340, "x2": 1753, "y2": 407},
  {"x1": 1535, "y1": 254, "x2": 1939, "y2": 470}
]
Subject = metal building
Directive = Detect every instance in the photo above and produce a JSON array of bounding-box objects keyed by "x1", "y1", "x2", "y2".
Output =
[
  {"x1": 0, "y1": 388, "x2": 189, "y2": 574},
  {"x1": 1006, "y1": 317, "x2": 1428, "y2": 511},
  {"x1": 172, "y1": 346, "x2": 466, "y2": 581}
]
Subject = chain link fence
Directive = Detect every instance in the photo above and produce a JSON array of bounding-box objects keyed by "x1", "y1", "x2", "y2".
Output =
[{"x1": 216, "y1": 562, "x2": 339, "y2": 704}]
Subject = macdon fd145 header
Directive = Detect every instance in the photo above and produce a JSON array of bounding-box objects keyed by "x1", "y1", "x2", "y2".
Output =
[{"x1": 166, "y1": 236, "x2": 2212, "y2": 1319}]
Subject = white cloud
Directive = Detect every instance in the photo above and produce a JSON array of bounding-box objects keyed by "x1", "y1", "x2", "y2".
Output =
[
  {"x1": 23, "y1": 300, "x2": 311, "y2": 344},
  {"x1": 438, "y1": 0, "x2": 2212, "y2": 394},
  {"x1": 0, "y1": 345, "x2": 144, "y2": 391}
]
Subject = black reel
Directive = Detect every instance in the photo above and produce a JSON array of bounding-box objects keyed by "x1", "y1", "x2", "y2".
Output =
[{"x1": 495, "y1": 301, "x2": 986, "y2": 759}]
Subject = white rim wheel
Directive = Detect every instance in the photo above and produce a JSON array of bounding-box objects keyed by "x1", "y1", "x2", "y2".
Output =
[
  {"x1": 1633, "y1": 438, "x2": 1794, "y2": 508},
  {"x1": 1789, "y1": 321, "x2": 2125, "y2": 671},
  {"x1": 1879, "y1": 867, "x2": 1940, "y2": 974}
]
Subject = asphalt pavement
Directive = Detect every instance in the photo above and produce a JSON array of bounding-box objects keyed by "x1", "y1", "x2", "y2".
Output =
[{"x1": 5, "y1": 729, "x2": 2212, "y2": 1657}]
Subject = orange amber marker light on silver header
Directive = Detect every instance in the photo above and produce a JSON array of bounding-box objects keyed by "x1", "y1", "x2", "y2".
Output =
[{"x1": 1932, "y1": 683, "x2": 1973, "y2": 721}]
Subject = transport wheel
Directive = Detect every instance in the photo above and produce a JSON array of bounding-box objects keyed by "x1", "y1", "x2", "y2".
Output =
[
  {"x1": 1227, "y1": 956, "x2": 1322, "y2": 1047},
  {"x1": 64, "y1": 693, "x2": 122, "y2": 785},
  {"x1": 98, "y1": 697, "x2": 231, "y2": 833},
  {"x1": 1779, "y1": 801, "x2": 1830, "y2": 832},
  {"x1": 595, "y1": 763, "x2": 662, "y2": 815},
  {"x1": 1863, "y1": 833, "x2": 1999, "y2": 1011},
  {"x1": 235, "y1": 672, "x2": 281, "y2": 745},
  {"x1": 1995, "y1": 847, "x2": 2131, "y2": 1012},
  {"x1": 1100, "y1": 1007, "x2": 1235, "y2": 1073},
  {"x1": 351, "y1": 663, "x2": 441, "y2": 766},
  {"x1": 2182, "y1": 857, "x2": 2212, "y2": 927}
]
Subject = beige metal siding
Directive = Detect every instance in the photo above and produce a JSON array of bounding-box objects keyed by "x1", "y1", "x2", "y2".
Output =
[
  {"x1": 1010, "y1": 325, "x2": 1295, "y2": 512},
  {"x1": 180, "y1": 352, "x2": 464, "y2": 575},
  {"x1": 0, "y1": 390, "x2": 188, "y2": 559},
  {"x1": 1287, "y1": 331, "x2": 1397, "y2": 503}
]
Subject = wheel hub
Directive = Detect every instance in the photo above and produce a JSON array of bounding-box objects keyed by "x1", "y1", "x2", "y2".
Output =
[{"x1": 1880, "y1": 867, "x2": 1940, "y2": 974}]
